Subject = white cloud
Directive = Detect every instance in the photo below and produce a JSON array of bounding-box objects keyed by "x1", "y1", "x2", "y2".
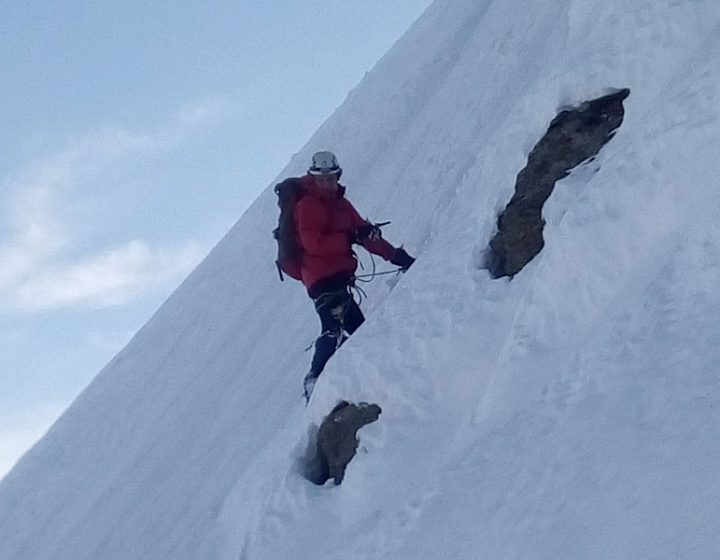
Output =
[
  {"x1": 13, "y1": 240, "x2": 205, "y2": 311},
  {"x1": 0, "y1": 99, "x2": 234, "y2": 311}
]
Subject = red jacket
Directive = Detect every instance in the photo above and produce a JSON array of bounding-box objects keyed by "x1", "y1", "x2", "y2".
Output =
[{"x1": 294, "y1": 175, "x2": 397, "y2": 291}]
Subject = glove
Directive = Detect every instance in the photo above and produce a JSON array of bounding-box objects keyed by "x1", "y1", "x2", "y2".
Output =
[
  {"x1": 390, "y1": 247, "x2": 415, "y2": 272},
  {"x1": 352, "y1": 223, "x2": 382, "y2": 244}
]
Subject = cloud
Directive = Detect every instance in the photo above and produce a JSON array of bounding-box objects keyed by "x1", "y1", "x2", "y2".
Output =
[
  {"x1": 0, "y1": 99, "x2": 234, "y2": 311},
  {"x1": 13, "y1": 240, "x2": 206, "y2": 311}
]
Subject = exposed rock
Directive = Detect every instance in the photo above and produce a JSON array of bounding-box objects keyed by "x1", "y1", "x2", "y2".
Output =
[
  {"x1": 304, "y1": 401, "x2": 382, "y2": 486},
  {"x1": 486, "y1": 88, "x2": 630, "y2": 278}
]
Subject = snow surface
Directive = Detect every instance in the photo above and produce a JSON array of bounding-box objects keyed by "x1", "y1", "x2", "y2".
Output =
[{"x1": 3, "y1": 1, "x2": 720, "y2": 558}]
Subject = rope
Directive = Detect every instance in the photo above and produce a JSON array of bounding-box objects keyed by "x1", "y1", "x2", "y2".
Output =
[
  {"x1": 350, "y1": 283, "x2": 367, "y2": 305},
  {"x1": 355, "y1": 268, "x2": 403, "y2": 280},
  {"x1": 304, "y1": 233, "x2": 402, "y2": 351},
  {"x1": 354, "y1": 250, "x2": 403, "y2": 282}
]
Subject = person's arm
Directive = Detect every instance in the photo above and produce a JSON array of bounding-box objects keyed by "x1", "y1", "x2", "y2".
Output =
[
  {"x1": 361, "y1": 229, "x2": 415, "y2": 271},
  {"x1": 344, "y1": 203, "x2": 393, "y2": 258}
]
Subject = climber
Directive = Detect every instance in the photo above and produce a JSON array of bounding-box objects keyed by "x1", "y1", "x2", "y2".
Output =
[{"x1": 273, "y1": 150, "x2": 415, "y2": 401}]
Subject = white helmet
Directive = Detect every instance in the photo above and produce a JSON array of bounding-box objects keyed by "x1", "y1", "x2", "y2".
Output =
[{"x1": 308, "y1": 150, "x2": 342, "y2": 176}]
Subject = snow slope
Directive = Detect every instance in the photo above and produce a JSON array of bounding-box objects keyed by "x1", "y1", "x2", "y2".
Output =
[{"x1": 3, "y1": 1, "x2": 720, "y2": 558}]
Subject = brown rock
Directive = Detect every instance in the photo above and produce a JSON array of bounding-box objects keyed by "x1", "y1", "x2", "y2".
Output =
[
  {"x1": 306, "y1": 401, "x2": 382, "y2": 485},
  {"x1": 487, "y1": 88, "x2": 630, "y2": 278}
]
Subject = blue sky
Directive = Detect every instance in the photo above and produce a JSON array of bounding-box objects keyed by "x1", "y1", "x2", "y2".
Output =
[{"x1": 0, "y1": 0, "x2": 431, "y2": 477}]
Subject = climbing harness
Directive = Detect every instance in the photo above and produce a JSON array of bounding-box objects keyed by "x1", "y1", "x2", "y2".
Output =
[
  {"x1": 303, "y1": 239, "x2": 402, "y2": 353},
  {"x1": 305, "y1": 288, "x2": 354, "y2": 352}
]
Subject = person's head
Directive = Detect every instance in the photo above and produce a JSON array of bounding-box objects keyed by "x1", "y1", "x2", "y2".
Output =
[{"x1": 308, "y1": 151, "x2": 342, "y2": 195}]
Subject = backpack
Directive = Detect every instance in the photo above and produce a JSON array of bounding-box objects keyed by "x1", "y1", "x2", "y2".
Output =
[{"x1": 272, "y1": 177, "x2": 305, "y2": 281}]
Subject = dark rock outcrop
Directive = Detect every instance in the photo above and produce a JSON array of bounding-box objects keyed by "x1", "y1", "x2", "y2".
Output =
[
  {"x1": 304, "y1": 401, "x2": 382, "y2": 485},
  {"x1": 486, "y1": 88, "x2": 630, "y2": 278}
]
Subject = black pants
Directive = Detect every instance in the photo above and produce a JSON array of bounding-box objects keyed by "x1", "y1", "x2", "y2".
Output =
[{"x1": 308, "y1": 276, "x2": 365, "y2": 378}]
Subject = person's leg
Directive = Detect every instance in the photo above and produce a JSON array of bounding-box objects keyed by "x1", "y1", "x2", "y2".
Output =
[
  {"x1": 304, "y1": 287, "x2": 364, "y2": 400},
  {"x1": 310, "y1": 289, "x2": 351, "y2": 375},
  {"x1": 341, "y1": 297, "x2": 365, "y2": 335}
]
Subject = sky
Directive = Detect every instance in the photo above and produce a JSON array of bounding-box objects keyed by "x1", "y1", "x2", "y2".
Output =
[{"x1": 0, "y1": 0, "x2": 432, "y2": 478}]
